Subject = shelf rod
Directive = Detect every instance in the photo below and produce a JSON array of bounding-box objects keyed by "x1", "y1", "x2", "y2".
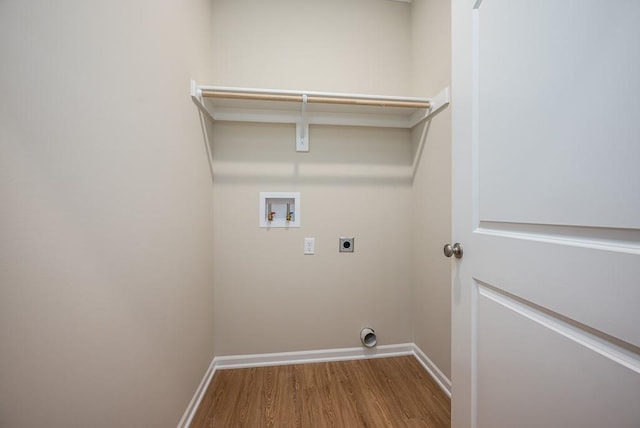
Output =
[
  {"x1": 202, "y1": 91, "x2": 301, "y2": 103},
  {"x1": 201, "y1": 90, "x2": 430, "y2": 109},
  {"x1": 308, "y1": 96, "x2": 430, "y2": 109}
]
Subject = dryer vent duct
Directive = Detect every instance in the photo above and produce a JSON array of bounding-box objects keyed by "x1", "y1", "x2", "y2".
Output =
[{"x1": 360, "y1": 328, "x2": 377, "y2": 348}]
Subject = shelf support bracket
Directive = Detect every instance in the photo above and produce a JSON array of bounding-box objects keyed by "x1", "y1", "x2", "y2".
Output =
[
  {"x1": 190, "y1": 80, "x2": 216, "y2": 123},
  {"x1": 296, "y1": 94, "x2": 309, "y2": 152},
  {"x1": 409, "y1": 87, "x2": 450, "y2": 128},
  {"x1": 410, "y1": 87, "x2": 451, "y2": 180}
]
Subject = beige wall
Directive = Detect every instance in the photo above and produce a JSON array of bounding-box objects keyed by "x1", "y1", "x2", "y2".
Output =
[
  {"x1": 210, "y1": 0, "x2": 415, "y2": 355},
  {"x1": 0, "y1": 1, "x2": 453, "y2": 424},
  {"x1": 0, "y1": 1, "x2": 215, "y2": 427},
  {"x1": 410, "y1": 0, "x2": 452, "y2": 379},
  {"x1": 210, "y1": 0, "x2": 412, "y2": 95},
  {"x1": 209, "y1": 0, "x2": 453, "y2": 374}
]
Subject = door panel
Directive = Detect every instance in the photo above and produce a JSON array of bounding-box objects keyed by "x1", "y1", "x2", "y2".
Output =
[
  {"x1": 473, "y1": 233, "x2": 640, "y2": 347},
  {"x1": 477, "y1": 0, "x2": 640, "y2": 229},
  {"x1": 452, "y1": 1, "x2": 640, "y2": 427},
  {"x1": 477, "y1": 285, "x2": 640, "y2": 428}
]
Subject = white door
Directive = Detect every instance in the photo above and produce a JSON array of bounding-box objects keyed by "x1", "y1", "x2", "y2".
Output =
[{"x1": 451, "y1": 1, "x2": 640, "y2": 427}]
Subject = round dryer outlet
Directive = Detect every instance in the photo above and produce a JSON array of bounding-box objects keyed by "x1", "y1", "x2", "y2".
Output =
[{"x1": 339, "y1": 237, "x2": 354, "y2": 252}]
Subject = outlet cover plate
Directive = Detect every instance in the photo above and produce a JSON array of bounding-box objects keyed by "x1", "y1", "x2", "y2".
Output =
[
  {"x1": 304, "y1": 237, "x2": 315, "y2": 255},
  {"x1": 339, "y1": 237, "x2": 354, "y2": 252}
]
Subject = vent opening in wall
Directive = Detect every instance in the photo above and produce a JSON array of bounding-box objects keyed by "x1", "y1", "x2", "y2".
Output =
[
  {"x1": 360, "y1": 328, "x2": 377, "y2": 348},
  {"x1": 259, "y1": 192, "x2": 300, "y2": 228}
]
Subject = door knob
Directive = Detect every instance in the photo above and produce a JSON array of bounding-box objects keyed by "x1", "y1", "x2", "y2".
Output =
[{"x1": 443, "y1": 243, "x2": 463, "y2": 259}]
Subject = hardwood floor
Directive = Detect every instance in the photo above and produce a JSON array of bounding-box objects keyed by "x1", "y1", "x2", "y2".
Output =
[{"x1": 190, "y1": 355, "x2": 450, "y2": 427}]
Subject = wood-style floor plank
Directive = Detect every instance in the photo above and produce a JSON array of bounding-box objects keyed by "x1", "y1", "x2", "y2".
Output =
[{"x1": 190, "y1": 355, "x2": 450, "y2": 427}]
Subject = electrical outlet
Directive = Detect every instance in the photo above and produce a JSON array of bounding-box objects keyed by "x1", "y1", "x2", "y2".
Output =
[
  {"x1": 304, "y1": 237, "x2": 315, "y2": 255},
  {"x1": 339, "y1": 237, "x2": 354, "y2": 252}
]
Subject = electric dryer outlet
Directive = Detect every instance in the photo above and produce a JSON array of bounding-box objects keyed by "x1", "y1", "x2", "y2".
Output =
[{"x1": 339, "y1": 237, "x2": 354, "y2": 252}]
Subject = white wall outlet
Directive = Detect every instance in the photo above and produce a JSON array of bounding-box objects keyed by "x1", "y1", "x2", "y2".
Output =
[{"x1": 304, "y1": 238, "x2": 315, "y2": 255}]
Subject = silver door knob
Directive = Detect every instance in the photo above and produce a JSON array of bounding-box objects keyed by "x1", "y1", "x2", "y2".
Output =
[{"x1": 443, "y1": 243, "x2": 463, "y2": 259}]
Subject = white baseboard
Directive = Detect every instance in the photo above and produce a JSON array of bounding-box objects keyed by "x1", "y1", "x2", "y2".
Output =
[
  {"x1": 213, "y1": 343, "x2": 415, "y2": 370},
  {"x1": 411, "y1": 344, "x2": 452, "y2": 397},
  {"x1": 177, "y1": 343, "x2": 450, "y2": 427},
  {"x1": 177, "y1": 357, "x2": 217, "y2": 428}
]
